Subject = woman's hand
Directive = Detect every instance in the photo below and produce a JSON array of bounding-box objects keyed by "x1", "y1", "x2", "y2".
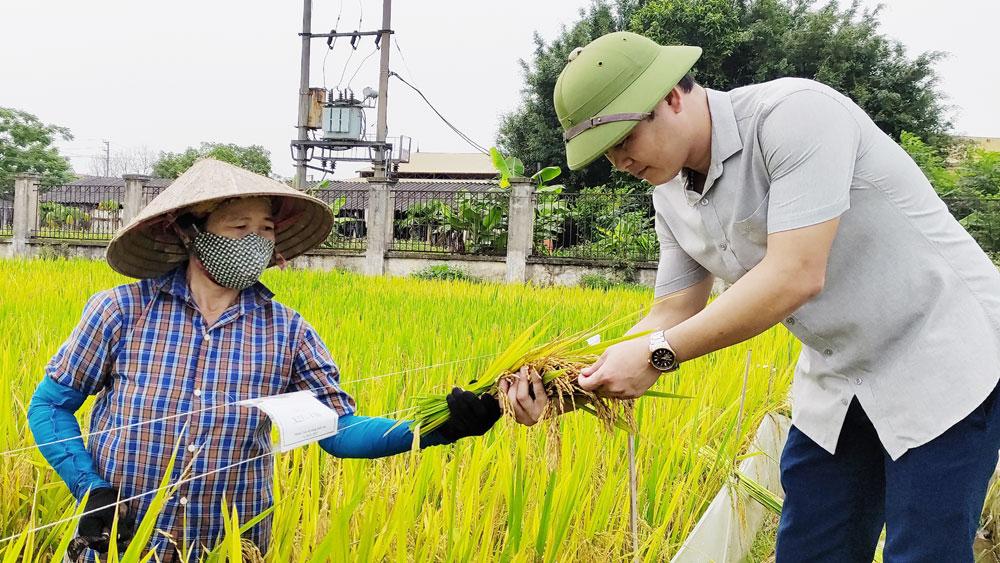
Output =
[{"x1": 499, "y1": 366, "x2": 548, "y2": 426}]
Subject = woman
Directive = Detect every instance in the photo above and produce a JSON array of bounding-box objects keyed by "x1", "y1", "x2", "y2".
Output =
[{"x1": 27, "y1": 159, "x2": 548, "y2": 562}]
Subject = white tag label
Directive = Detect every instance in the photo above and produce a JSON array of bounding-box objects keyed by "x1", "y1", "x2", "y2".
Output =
[
  {"x1": 586, "y1": 334, "x2": 602, "y2": 346},
  {"x1": 241, "y1": 391, "x2": 339, "y2": 452}
]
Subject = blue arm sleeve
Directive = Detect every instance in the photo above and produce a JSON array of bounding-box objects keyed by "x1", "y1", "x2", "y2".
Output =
[
  {"x1": 319, "y1": 415, "x2": 454, "y2": 458},
  {"x1": 27, "y1": 376, "x2": 112, "y2": 500}
]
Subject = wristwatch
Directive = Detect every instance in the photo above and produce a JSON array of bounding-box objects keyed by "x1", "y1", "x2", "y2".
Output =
[{"x1": 649, "y1": 330, "x2": 680, "y2": 372}]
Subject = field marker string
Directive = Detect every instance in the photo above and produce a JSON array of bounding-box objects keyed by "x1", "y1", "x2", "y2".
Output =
[
  {"x1": 0, "y1": 407, "x2": 415, "y2": 547},
  {"x1": 1, "y1": 352, "x2": 498, "y2": 459},
  {"x1": 344, "y1": 352, "x2": 499, "y2": 385}
]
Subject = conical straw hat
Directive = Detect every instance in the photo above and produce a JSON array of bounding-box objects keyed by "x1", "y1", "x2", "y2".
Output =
[{"x1": 106, "y1": 158, "x2": 334, "y2": 279}]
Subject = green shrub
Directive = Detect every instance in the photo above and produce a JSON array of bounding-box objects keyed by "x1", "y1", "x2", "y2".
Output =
[
  {"x1": 578, "y1": 271, "x2": 648, "y2": 292},
  {"x1": 411, "y1": 264, "x2": 482, "y2": 283},
  {"x1": 39, "y1": 202, "x2": 91, "y2": 230}
]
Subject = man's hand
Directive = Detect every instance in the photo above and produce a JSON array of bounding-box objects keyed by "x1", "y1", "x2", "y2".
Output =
[
  {"x1": 578, "y1": 336, "x2": 660, "y2": 399},
  {"x1": 499, "y1": 366, "x2": 548, "y2": 426},
  {"x1": 436, "y1": 388, "x2": 502, "y2": 441},
  {"x1": 69, "y1": 487, "x2": 135, "y2": 559}
]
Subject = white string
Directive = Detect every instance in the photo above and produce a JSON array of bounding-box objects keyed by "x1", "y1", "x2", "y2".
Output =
[
  {"x1": 2, "y1": 399, "x2": 242, "y2": 459},
  {"x1": 0, "y1": 406, "x2": 417, "y2": 547},
  {"x1": 344, "y1": 352, "x2": 498, "y2": 385},
  {"x1": 2, "y1": 352, "x2": 497, "y2": 458}
]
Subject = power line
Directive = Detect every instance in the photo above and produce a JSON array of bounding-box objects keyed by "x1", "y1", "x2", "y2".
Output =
[
  {"x1": 392, "y1": 36, "x2": 418, "y2": 87},
  {"x1": 334, "y1": 2, "x2": 366, "y2": 91},
  {"x1": 102, "y1": 140, "x2": 110, "y2": 177},
  {"x1": 389, "y1": 71, "x2": 489, "y2": 154},
  {"x1": 346, "y1": 46, "x2": 378, "y2": 91},
  {"x1": 321, "y1": 0, "x2": 345, "y2": 90}
]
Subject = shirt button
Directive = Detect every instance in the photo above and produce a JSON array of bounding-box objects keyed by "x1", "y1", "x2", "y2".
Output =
[
  {"x1": 179, "y1": 497, "x2": 188, "y2": 506},
  {"x1": 841, "y1": 398, "x2": 849, "y2": 406},
  {"x1": 204, "y1": 334, "x2": 212, "y2": 343},
  {"x1": 700, "y1": 198, "x2": 709, "y2": 206},
  {"x1": 719, "y1": 242, "x2": 729, "y2": 251},
  {"x1": 187, "y1": 444, "x2": 197, "y2": 453},
  {"x1": 193, "y1": 389, "x2": 202, "y2": 397},
  {"x1": 855, "y1": 377, "x2": 863, "y2": 385},
  {"x1": 785, "y1": 316, "x2": 795, "y2": 325},
  {"x1": 823, "y1": 349, "x2": 833, "y2": 357}
]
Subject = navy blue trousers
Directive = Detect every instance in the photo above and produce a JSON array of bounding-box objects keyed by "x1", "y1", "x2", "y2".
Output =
[{"x1": 776, "y1": 384, "x2": 1000, "y2": 562}]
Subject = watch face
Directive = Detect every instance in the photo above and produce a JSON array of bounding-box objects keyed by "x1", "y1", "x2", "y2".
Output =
[{"x1": 651, "y1": 348, "x2": 676, "y2": 371}]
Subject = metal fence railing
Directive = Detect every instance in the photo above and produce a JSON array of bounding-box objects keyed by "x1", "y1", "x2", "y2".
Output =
[
  {"x1": 311, "y1": 188, "x2": 367, "y2": 251},
  {"x1": 142, "y1": 185, "x2": 166, "y2": 207},
  {"x1": 942, "y1": 196, "x2": 1000, "y2": 255},
  {"x1": 0, "y1": 198, "x2": 13, "y2": 238},
  {"x1": 391, "y1": 188, "x2": 509, "y2": 255},
  {"x1": 34, "y1": 185, "x2": 125, "y2": 240},
  {"x1": 532, "y1": 189, "x2": 657, "y2": 262}
]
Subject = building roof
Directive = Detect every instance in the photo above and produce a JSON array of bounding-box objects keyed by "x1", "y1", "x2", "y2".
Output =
[
  {"x1": 963, "y1": 137, "x2": 1000, "y2": 153},
  {"x1": 38, "y1": 176, "x2": 172, "y2": 206},
  {"x1": 401, "y1": 152, "x2": 495, "y2": 174},
  {"x1": 360, "y1": 152, "x2": 498, "y2": 179},
  {"x1": 38, "y1": 176, "x2": 501, "y2": 212},
  {"x1": 70, "y1": 175, "x2": 173, "y2": 188}
]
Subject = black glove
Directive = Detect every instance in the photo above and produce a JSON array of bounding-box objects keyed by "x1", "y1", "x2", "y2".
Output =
[
  {"x1": 436, "y1": 388, "x2": 502, "y2": 442},
  {"x1": 68, "y1": 487, "x2": 135, "y2": 559}
]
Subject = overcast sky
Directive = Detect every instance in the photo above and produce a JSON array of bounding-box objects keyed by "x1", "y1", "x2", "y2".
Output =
[{"x1": 2, "y1": 0, "x2": 996, "y2": 180}]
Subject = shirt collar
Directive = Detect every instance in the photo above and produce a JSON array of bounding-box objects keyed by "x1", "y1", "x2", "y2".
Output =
[
  {"x1": 695, "y1": 88, "x2": 743, "y2": 198},
  {"x1": 156, "y1": 262, "x2": 275, "y2": 317}
]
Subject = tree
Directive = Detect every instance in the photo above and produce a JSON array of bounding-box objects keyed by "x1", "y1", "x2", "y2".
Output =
[
  {"x1": 497, "y1": 2, "x2": 621, "y2": 191},
  {"x1": 152, "y1": 142, "x2": 272, "y2": 179},
  {"x1": 498, "y1": 0, "x2": 952, "y2": 191},
  {"x1": 89, "y1": 145, "x2": 158, "y2": 177},
  {"x1": 956, "y1": 148, "x2": 1000, "y2": 198},
  {"x1": 900, "y1": 131, "x2": 957, "y2": 195},
  {"x1": 0, "y1": 108, "x2": 75, "y2": 197}
]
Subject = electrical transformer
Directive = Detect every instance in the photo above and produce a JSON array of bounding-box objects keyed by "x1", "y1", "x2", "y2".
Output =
[{"x1": 322, "y1": 99, "x2": 365, "y2": 141}]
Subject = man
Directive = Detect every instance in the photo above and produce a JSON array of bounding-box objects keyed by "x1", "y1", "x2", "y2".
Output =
[
  {"x1": 557, "y1": 31, "x2": 1000, "y2": 561},
  {"x1": 27, "y1": 159, "x2": 547, "y2": 561}
]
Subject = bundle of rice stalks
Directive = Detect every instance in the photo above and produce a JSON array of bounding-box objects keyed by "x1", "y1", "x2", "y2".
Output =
[{"x1": 412, "y1": 317, "x2": 689, "y2": 439}]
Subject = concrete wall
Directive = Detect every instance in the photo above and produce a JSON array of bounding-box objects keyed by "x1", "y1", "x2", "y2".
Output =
[
  {"x1": 0, "y1": 241, "x2": 666, "y2": 290},
  {"x1": 0, "y1": 240, "x2": 107, "y2": 260},
  {"x1": 286, "y1": 249, "x2": 662, "y2": 287}
]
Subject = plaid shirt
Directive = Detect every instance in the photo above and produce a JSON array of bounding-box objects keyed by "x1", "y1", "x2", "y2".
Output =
[{"x1": 47, "y1": 265, "x2": 356, "y2": 561}]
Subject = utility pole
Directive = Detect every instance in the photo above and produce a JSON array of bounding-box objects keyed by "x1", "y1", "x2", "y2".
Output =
[
  {"x1": 103, "y1": 140, "x2": 111, "y2": 177},
  {"x1": 294, "y1": 0, "x2": 312, "y2": 189},
  {"x1": 372, "y1": 0, "x2": 392, "y2": 181}
]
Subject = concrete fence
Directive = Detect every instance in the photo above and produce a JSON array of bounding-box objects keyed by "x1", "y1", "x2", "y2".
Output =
[{"x1": 1, "y1": 174, "x2": 661, "y2": 288}]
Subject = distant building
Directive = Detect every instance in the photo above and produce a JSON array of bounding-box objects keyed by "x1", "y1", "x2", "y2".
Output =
[
  {"x1": 43, "y1": 176, "x2": 172, "y2": 207},
  {"x1": 359, "y1": 151, "x2": 496, "y2": 180},
  {"x1": 960, "y1": 136, "x2": 1000, "y2": 153}
]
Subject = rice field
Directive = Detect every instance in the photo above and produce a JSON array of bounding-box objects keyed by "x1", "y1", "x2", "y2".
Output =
[{"x1": 0, "y1": 258, "x2": 797, "y2": 562}]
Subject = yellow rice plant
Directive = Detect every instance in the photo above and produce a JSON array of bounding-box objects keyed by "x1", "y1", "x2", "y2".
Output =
[{"x1": 0, "y1": 258, "x2": 800, "y2": 561}]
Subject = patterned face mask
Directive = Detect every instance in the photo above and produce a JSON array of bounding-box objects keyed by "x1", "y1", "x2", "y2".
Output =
[{"x1": 193, "y1": 231, "x2": 276, "y2": 290}]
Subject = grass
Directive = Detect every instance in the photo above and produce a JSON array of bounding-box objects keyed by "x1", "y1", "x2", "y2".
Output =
[
  {"x1": 410, "y1": 264, "x2": 482, "y2": 283},
  {"x1": 747, "y1": 512, "x2": 779, "y2": 562},
  {"x1": 0, "y1": 258, "x2": 797, "y2": 561}
]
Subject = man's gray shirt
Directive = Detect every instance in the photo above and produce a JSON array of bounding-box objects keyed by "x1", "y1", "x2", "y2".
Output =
[{"x1": 652, "y1": 77, "x2": 1000, "y2": 460}]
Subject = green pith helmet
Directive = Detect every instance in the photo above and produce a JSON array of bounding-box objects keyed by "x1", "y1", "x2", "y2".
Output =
[{"x1": 554, "y1": 32, "x2": 701, "y2": 170}]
